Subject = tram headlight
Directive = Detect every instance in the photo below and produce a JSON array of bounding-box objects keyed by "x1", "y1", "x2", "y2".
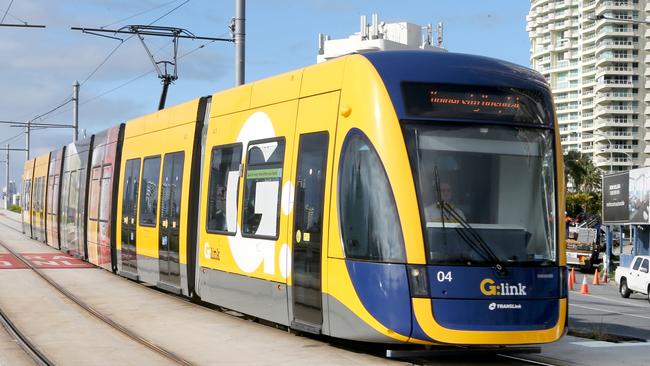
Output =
[{"x1": 408, "y1": 265, "x2": 430, "y2": 297}]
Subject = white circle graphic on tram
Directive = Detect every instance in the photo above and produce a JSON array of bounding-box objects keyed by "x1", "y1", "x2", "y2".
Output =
[
  {"x1": 281, "y1": 181, "x2": 294, "y2": 216},
  {"x1": 228, "y1": 111, "x2": 279, "y2": 274},
  {"x1": 279, "y1": 243, "x2": 290, "y2": 279},
  {"x1": 204, "y1": 242, "x2": 211, "y2": 259}
]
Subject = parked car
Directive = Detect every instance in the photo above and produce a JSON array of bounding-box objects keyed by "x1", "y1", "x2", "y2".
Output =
[{"x1": 615, "y1": 255, "x2": 650, "y2": 302}]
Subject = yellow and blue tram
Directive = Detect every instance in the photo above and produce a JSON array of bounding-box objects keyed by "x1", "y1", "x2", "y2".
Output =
[{"x1": 21, "y1": 51, "x2": 566, "y2": 346}]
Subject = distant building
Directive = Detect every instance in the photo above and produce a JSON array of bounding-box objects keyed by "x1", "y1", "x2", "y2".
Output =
[
  {"x1": 317, "y1": 13, "x2": 446, "y2": 63},
  {"x1": 2, "y1": 181, "x2": 16, "y2": 209},
  {"x1": 12, "y1": 193, "x2": 20, "y2": 207},
  {"x1": 527, "y1": 0, "x2": 648, "y2": 171}
]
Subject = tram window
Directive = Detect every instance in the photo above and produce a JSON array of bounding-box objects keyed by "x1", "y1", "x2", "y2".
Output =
[
  {"x1": 67, "y1": 171, "x2": 80, "y2": 236},
  {"x1": 242, "y1": 138, "x2": 285, "y2": 239},
  {"x1": 139, "y1": 156, "x2": 161, "y2": 227},
  {"x1": 99, "y1": 165, "x2": 113, "y2": 222},
  {"x1": 403, "y1": 124, "x2": 557, "y2": 265},
  {"x1": 339, "y1": 131, "x2": 406, "y2": 263},
  {"x1": 207, "y1": 144, "x2": 242, "y2": 234},
  {"x1": 89, "y1": 167, "x2": 101, "y2": 221},
  {"x1": 32, "y1": 178, "x2": 40, "y2": 212},
  {"x1": 23, "y1": 179, "x2": 31, "y2": 211}
]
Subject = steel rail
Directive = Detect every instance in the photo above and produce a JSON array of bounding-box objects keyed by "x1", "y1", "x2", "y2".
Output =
[
  {"x1": 0, "y1": 305, "x2": 54, "y2": 366},
  {"x1": 0, "y1": 230, "x2": 195, "y2": 366},
  {"x1": 496, "y1": 353, "x2": 560, "y2": 366}
]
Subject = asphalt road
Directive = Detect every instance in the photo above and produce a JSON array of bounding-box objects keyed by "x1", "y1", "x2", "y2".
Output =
[{"x1": 569, "y1": 273, "x2": 650, "y2": 341}]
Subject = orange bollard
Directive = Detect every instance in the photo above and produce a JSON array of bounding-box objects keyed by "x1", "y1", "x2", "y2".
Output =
[
  {"x1": 580, "y1": 275, "x2": 590, "y2": 294},
  {"x1": 592, "y1": 269, "x2": 600, "y2": 285}
]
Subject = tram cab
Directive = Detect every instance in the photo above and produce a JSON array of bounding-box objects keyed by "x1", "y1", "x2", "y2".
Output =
[{"x1": 321, "y1": 52, "x2": 567, "y2": 345}]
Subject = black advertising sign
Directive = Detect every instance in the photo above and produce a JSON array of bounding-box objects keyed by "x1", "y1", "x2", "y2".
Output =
[{"x1": 602, "y1": 172, "x2": 629, "y2": 224}]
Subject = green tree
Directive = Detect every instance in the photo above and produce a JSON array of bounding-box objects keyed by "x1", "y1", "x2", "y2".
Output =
[{"x1": 564, "y1": 151, "x2": 600, "y2": 193}]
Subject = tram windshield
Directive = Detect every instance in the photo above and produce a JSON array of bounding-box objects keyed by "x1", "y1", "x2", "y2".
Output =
[{"x1": 403, "y1": 124, "x2": 557, "y2": 266}]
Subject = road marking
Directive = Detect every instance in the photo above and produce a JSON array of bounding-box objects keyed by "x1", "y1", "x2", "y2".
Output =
[
  {"x1": 570, "y1": 303, "x2": 650, "y2": 320},
  {"x1": 20, "y1": 253, "x2": 93, "y2": 269},
  {"x1": 0, "y1": 254, "x2": 28, "y2": 269},
  {"x1": 572, "y1": 292, "x2": 649, "y2": 308},
  {"x1": 571, "y1": 341, "x2": 650, "y2": 348}
]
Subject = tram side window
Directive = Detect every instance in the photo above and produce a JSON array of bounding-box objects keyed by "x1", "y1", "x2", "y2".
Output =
[
  {"x1": 339, "y1": 131, "x2": 406, "y2": 263},
  {"x1": 99, "y1": 165, "x2": 113, "y2": 222},
  {"x1": 23, "y1": 179, "x2": 31, "y2": 211},
  {"x1": 207, "y1": 144, "x2": 242, "y2": 234},
  {"x1": 242, "y1": 139, "x2": 285, "y2": 239},
  {"x1": 38, "y1": 177, "x2": 45, "y2": 212},
  {"x1": 32, "y1": 178, "x2": 40, "y2": 212},
  {"x1": 139, "y1": 156, "x2": 161, "y2": 227},
  {"x1": 89, "y1": 166, "x2": 101, "y2": 221}
]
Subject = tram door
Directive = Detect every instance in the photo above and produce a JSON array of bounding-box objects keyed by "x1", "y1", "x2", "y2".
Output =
[
  {"x1": 121, "y1": 158, "x2": 141, "y2": 276},
  {"x1": 158, "y1": 152, "x2": 184, "y2": 288},
  {"x1": 291, "y1": 91, "x2": 338, "y2": 332}
]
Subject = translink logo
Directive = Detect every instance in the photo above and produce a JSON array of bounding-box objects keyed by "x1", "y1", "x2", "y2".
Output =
[{"x1": 480, "y1": 278, "x2": 527, "y2": 296}]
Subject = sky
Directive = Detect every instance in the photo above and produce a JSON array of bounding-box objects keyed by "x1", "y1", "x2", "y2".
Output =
[{"x1": 0, "y1": 0, "x2": 532, "y2": 190}]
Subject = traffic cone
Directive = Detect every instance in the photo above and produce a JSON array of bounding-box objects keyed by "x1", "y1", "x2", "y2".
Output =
[
  {"x1": 592, "y1": 269, "x2": 600, "y2": 285},
  {"x1": 568, "y1": 275, "x2": 574, "y2": 291},
  {"x1": 602, "y1": 270, "x2": 608, "y2": 283},
  {"x1": 570, "y1": 268, "x2": 576, "y2": 286},
  {"x1": 580, "y1": 275, "x2": 590, "y2": 294}
]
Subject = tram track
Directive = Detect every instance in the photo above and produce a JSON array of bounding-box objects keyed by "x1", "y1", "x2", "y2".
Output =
[
  {"x1": 0, "y1": 217, "x2": 563, "y2": 366},
  {"x1": 0, "y1": 304, "x2": 54, "y2": 366},
  {"x1": 0, "y1": 233, "x2": 195, "y2": 366},
  {"x1": 495, "y1": 353, "x2": 559, "y2": 366}
]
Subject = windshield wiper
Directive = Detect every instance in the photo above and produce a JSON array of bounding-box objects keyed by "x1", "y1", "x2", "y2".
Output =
[
  {"x1": 433, "y1": 167, "x2": 508, "y2": 276},
  {"x1": 440, "y1": 202, "x2": 508, "y2": 276}
]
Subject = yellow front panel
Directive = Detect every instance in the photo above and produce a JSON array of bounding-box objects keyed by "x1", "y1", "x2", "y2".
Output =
[
  {"x1": 326, "y1": 55, "x2": 426, "y2": 264},
  {"x1": 199, "y1": 100, "x2": 298, "y2": 283}
]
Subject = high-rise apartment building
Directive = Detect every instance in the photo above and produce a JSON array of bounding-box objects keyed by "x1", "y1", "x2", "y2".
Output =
[{"x1": 527, "y1": 0, "x2": 647, "y2": 171}]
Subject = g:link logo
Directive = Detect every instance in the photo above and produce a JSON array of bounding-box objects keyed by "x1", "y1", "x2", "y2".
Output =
[{"x1": 480, "y1": 278, "x2": 527, "y2": 296}]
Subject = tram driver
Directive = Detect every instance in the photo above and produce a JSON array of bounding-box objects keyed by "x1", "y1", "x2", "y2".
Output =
[{"x1": 424, "y1": 180, "x2": 466, "y2": 223}]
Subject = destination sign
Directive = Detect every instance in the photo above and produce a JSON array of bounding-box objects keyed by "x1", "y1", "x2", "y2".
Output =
[{"x1": 402, "y1": 83, "x2": 548, "y2": 125}]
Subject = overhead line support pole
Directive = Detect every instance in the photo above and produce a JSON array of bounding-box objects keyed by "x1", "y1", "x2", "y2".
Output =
[
  {"x1": 73, "y1": 81, "x2": 79, "y2": 141},
  {"x1": 234, "y1": 0, "x2": 245, "y2": 86},
  {"x1": 25, "y1": 120, "x2": 30, "y2": 161},
  {"x1": 4, "y1": 144, "x2": 8, "y2": 209}
]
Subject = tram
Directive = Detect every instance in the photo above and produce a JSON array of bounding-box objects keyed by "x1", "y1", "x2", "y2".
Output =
[{"x1": 21, "y1": 51, "x2": 566, "y2": 346}]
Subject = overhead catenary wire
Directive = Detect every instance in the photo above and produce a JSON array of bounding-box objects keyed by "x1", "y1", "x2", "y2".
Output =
[
  {"x1": 101, "y1": 0, "x2": 181, "y2": 29},
  {"x1": 0, "y1": 131, "x2": 23, "y2": 146},
  {"x1": 20, "y1": 0, "x2": 190, "y2": 124},
  {"x1": 0, "y1": 0, "x2": 15, "y2": 24},
  {"x1": 78, "y1": 0, "x2": 191, "y2": 88},
  {"x1": 46, "y1": 36, "x2": 225, "y2": 118}
]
